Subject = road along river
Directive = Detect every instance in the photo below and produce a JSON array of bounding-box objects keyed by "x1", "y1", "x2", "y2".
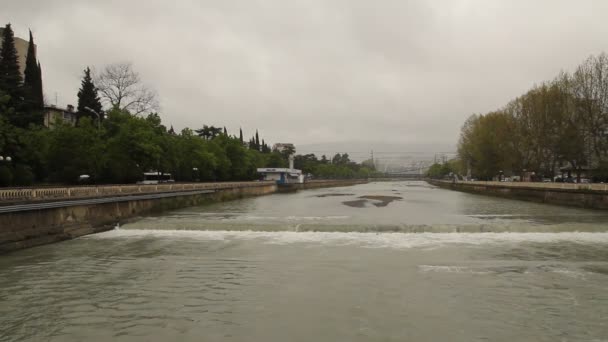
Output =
[{"x1": 1, "y1": 181, "x2": 608, "y2": 341}]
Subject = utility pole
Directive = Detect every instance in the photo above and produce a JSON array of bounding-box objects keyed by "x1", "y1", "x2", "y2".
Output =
[{"x1": 371, "y1": 150, "x2": 374, "y2": 169}]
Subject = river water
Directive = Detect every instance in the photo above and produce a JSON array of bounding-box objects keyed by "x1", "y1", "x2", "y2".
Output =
[{"x1": 1, "y1": 181, "x2": 608, "y2": 341}]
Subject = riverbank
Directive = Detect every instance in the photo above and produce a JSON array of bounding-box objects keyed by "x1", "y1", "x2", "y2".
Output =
[
  {"x1": 428, "y1": 179, "x2": 608, "y2": 210},
  {"x1": 0, "y1": 179, "x2": 367, "y2": 253}
]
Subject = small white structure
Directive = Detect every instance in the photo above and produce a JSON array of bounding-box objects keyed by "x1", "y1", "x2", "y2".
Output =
[
  {"x1": 138, "y1": 171, "x2": 174, "y2": 184},
  {"x1": 257, "y1": 168, "x2": 303, "y2": 184},
  {"x1": 258, "y1": 154, "x2": 304, "y2": 184}
]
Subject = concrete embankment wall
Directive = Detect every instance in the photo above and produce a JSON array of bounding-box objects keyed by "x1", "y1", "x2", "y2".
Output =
[
  {"x1": 428, "y1": 180, "x2": 608, "y2": 210},
  {"x1": 0, "y1": 179, "x2": 369, "y2": 253},
  {"x1": 0, "y1": 183, "x2": 277, "y2": 254}
]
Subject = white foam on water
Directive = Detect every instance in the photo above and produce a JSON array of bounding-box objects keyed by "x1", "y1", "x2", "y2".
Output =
[
  {"x1": 90, "y1": 230, "x2": 608, "y2": 249},
  {"x1": 241, "y1": 215, "x2": 350, "y2": 221},
  {"x1": 418, "y1": 265, "x2": 489, "y2": 274},
  {"x1": 548, "y1": 268, "x2": 589, "y2": 280}
]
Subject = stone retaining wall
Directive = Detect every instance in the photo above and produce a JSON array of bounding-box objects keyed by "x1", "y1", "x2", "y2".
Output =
[
  {"x1": 0, "y1": 183, "x2": 277, "y2": 254},
  {"x1": 428, "y1": 180, "x2": 608, "y2": 210}
]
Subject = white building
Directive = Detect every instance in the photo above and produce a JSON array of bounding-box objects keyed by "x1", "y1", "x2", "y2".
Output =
[
  {"x1": 257, "y1": 168, "x2": 303, "y2": 184},
  {"x1": 43, "y1": 105, "x2": 78, "y2": 128}
]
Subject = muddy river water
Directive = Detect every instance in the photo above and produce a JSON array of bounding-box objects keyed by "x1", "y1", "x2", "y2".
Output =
[{"x1": 1, "y1": 181, "x2": 608, "y2": 341}]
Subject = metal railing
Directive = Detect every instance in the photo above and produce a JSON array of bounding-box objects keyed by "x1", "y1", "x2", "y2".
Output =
[
  {"x1": 0, "y1": 181, "x2": 276, "y2": 203},
  {"x1": 433, "y1": 180, "x2": 608, "y2": 192}
]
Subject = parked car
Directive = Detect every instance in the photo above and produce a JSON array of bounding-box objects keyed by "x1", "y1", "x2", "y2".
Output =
[{"x1": 78, "y1": 174, "x2": 92, "y2": 184}]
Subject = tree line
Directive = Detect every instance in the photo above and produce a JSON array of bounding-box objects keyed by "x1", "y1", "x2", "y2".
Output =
[
  {"x1": 457, "y1": 52, "x2": 608, "y2": 182},
  {"x1": 0, "y1": 23, "x2": 374, "y2": 186},
  {"x1": 294, "y1": 153, "x2": 377, "y2": 179}
]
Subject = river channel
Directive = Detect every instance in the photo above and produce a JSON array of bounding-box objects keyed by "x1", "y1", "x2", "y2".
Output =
[{"x1": 1, "y1": 181, "x2": 608, "y2": 341}]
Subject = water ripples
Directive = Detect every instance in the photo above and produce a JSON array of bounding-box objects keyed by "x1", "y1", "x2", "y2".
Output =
[{"x1": 0, "y1": 251, "x2": 263, "y2": 342}]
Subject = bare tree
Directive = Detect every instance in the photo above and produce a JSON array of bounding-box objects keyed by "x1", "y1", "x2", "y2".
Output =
[
  {"x1": 95, "y1": 62, "x2": 159, "y2": 115},
  {"x1": 570, "y1": 53, "x2": 608, "y2": 162}
]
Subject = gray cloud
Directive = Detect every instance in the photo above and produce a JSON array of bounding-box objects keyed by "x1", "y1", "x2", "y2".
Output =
[{"x1": 3, "y1": 0, "x2": 608, "y2": 150}]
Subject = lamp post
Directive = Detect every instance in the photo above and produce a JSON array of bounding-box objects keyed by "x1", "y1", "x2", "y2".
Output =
[
  {"x1": 84, "y1": 106, "x2": 102, "y2": 130},
  {"x1": 192, "y1": 167, "x2": 199, "y2": 182},
  {"x1": 0, "y1": 155, "x2": 12, "y2": 187}
]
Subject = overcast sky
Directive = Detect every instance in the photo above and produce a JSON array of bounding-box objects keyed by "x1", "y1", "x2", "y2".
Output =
[{"x1": 3, "y1": 0, "x2": 608, "y2": 152}]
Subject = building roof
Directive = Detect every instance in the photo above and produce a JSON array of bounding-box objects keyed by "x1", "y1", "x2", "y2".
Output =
[
  {"x1": 43, "y1": 105, "x2": 75, "y2": 112},
  {"x1": 257, "y1": 168, "x2": 302, "y2": 174}
]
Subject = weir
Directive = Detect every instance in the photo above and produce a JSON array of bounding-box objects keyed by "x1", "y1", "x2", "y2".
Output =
[{"x1": 0, "y1": 179, "x2": 366, "y2": 253}]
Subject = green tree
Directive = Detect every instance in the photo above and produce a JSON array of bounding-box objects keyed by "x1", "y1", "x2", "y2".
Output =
[
  {"x1": 46, "y1": 118, "x2": 104, "y2": 183},
  {"x1": 77, "y1": 67, "x2": 103, "y2": 122},
  {"x1": 266, "y1": 151, "x2": 287, "y2": 168},
  {"x1": 426, "y1": 162, "x2": 454, "y2": 179},
  {"x1": 261, "y1": 139, "x2": 271, "y2": 153},
  {"x1": 0, "y1": 24, "x2": 22, "y2": 97},
  {"x1": 0, "y1": 24, "x2": 26, "y2": 127},
  {"x1": 195, "y1": 125, "x2": 222, "y2": 140},
  {"x1": 458, "y1": 111, "x2": 517, "y2": 180},
  {"x1": 23, "y1": 30, "x2": 44, "y2": 112}
]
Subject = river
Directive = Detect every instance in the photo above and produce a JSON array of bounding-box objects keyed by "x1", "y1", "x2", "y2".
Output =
[{"x1": 1, "y1": 181, "x2": 608, "y2": 341}]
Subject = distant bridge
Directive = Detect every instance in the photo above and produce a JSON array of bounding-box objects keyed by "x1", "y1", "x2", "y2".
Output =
[{"x1": 380, "y1": 173, "x2": 425, "y2": 179}]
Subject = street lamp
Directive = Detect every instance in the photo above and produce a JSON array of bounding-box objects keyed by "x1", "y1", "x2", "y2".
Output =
[
  {"x1": 0, "y1": 155, "x2": 12, "y2": 187},
  {"x1": 84, "y1": 106, "x2": 102, "y2": 130},
  {"x1": 192, "y1": 167, "x2": 199, "y2": 182}
]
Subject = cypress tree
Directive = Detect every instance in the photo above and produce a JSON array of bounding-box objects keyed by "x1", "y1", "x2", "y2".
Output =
[
  {"x1": 77, "y1": 67, "x2": 103, "y2": 121},
  {"x1": 0, "y1": 24, "x2": 23, "y2": 105},
  {"x1": 223, "y1": 126, "x2": 227, "y2": 135},
  {"x1": 23, "y1": 30, "x2": 44, "y2": 110},
  {"x1": 255, "y1": 130, "x2": 260, "y2": 150},
  {"x1": 35, "y1": 61, "x2": 43, "y2": 105},
  {"x1": 239, "y1": 128, "x2": 243, "y2": 143}
]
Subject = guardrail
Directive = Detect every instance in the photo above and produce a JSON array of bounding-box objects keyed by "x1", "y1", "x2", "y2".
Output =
[
  {"x1": 0, "y1": 181, "x2": 276, "y2": 203},
  {"x1": 432, "y1": 180, "x2": 608, "y2": 192}
]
